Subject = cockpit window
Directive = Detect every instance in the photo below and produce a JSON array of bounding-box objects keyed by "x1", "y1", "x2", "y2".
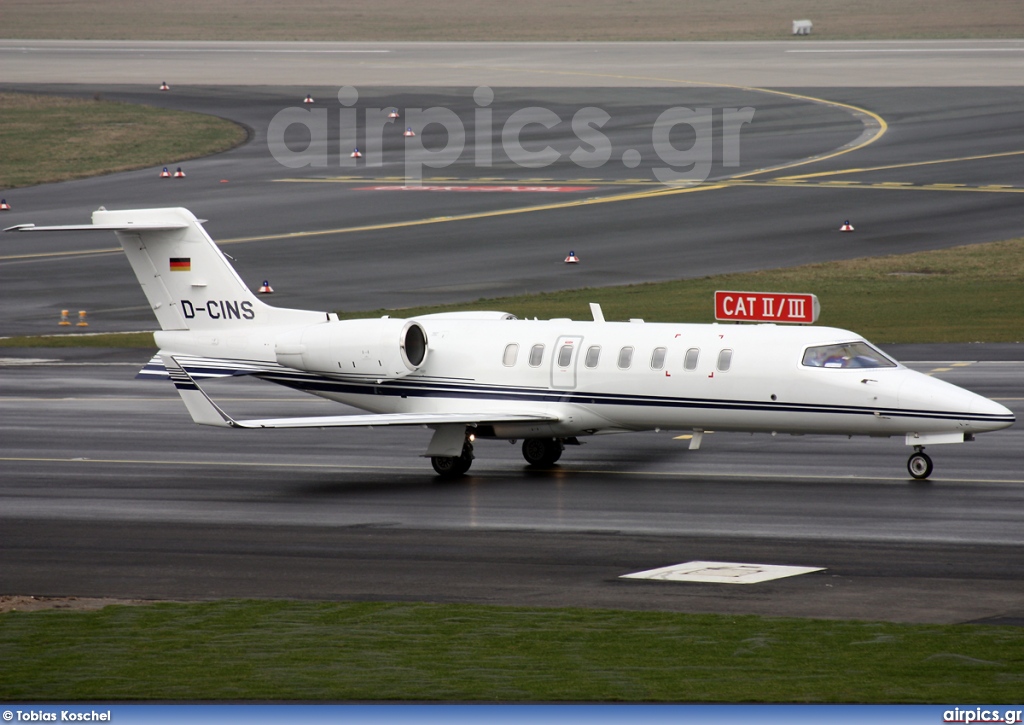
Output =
[{"x1": 802, "y1": 342, "x2": 896, "y2": 369}]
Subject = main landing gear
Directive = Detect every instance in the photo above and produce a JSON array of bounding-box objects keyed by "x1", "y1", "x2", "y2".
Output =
[
  {"x1": 431, "y1": 438, "x2": 474, "y2": 478},
  {"x1": 522, "y1": 438, "x2": 564, "y2": 467},
  {"x1": 431, "y1": 436, "x2": 570, "y2": 477},
  {"x1": 907, "y1": 446, "x2": 933, "y2": 480}
]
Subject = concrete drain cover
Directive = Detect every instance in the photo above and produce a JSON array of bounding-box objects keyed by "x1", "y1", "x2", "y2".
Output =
[{"x1": 621, "y1": 560, "x2": 824, "y2": 585}]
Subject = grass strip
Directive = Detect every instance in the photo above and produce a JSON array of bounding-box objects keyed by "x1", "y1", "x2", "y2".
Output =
[
  {"x1": 339, "y1": 237, "x2": 1024, "y2": 344},
  {"x1": 4, "y1": 237, "x2": 1023, "y2": 347},
  {"x1": 0, "y1": 332, "x2": 155, "y2": 348},
  {"x1": 0, "y1": 93, "x2": 246, "y2": 190},
  {"x1": 1, "y1": 600, "x2": 1022, "y2": 702}
]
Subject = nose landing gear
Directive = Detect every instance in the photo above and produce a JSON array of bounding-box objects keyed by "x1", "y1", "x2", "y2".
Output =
[{"x1": 907, "y1": 446, "x2": 933, "y2": 480}]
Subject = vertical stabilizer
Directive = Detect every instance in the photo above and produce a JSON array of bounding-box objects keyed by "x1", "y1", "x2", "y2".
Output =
[{"x1": 7, "y1": 207, "x2": 326, "y2": 331}]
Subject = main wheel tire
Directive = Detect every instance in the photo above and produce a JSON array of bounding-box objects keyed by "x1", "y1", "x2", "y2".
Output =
[
  {"x1": 522, "y1": 438, "x2": 563, "y2": 467},
  {"x1": 907, "y1": 452, "x2": 933, "y2": 480},
  {"x1": 431, "y1": 444, "x2": 474, "y2": 478}
]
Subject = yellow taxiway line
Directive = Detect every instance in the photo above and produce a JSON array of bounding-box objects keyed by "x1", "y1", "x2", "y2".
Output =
[{"x1": 777, "y1": 149, "x2": 1024, "y2": 181}]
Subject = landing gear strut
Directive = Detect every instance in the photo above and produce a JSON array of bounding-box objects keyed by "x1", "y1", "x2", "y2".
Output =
[
  {"x1": 907, "y1": 446, "x2": 933, "y2": 480},
  {"x1": 522, "y1": 438, "x2": 564, "y2": 467},
  {"x1": 431, "y1": 438, "x2": 475, "y2": 478}
]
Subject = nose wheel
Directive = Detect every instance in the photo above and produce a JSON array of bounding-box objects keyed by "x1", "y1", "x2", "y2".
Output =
[{"x1": 907, "y1": 448, "x2": 933, "y2": 480}]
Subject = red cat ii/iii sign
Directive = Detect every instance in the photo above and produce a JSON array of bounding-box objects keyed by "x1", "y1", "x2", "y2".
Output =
[{"x1": 714, "y1": 291, "x2": 820, "y2": 324}]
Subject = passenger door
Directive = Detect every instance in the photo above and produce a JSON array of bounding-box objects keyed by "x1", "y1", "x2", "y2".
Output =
[{"x1": 551, "y1": 336, "x2": 583, "y2": 389}]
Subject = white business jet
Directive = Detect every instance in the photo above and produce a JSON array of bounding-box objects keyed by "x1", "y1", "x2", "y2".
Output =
[{"x1": 7, "y1": 208, "x2": 1014, "y2": 479}]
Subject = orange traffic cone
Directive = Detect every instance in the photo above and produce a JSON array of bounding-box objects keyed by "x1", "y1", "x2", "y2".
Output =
[{"x1": 258, "y1": 280, "x2": 274, "y2": 294}]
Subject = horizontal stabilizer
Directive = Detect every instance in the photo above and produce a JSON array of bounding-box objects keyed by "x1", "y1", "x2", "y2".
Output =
[{"x1": 5, "y1": 222, "x2": 189, "y2": 233}]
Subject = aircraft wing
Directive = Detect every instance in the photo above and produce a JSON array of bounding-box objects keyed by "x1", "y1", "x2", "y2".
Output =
[
  {"x1": 163, "y1": 354, "x2": 559, "y2": 429},
  {"x1": 219, "y1": 411, "x2": 559, "y2": 430}
]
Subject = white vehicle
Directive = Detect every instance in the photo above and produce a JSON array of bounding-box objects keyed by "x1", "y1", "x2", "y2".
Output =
[{"x1": 7, "y1": 207, "x2": 1014, "y2": 479}]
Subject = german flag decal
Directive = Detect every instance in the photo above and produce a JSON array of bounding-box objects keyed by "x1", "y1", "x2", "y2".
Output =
[{"x1": 169, "y1": 257, "x2": 191, "y2": 272}]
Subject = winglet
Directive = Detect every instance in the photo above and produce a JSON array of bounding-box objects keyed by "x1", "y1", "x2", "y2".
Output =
[{"x1": 161, "y1": 354, "x2": 238, "y2": 428}]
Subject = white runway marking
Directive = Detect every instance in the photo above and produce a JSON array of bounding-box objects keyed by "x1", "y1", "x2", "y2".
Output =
[{"x1": 621, "y1": 561, "x2": 825, "y2": 584}]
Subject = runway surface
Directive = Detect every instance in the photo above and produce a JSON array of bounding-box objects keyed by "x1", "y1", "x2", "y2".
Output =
[
  {"x1": 1, "y1": 349, "x2": 1022, "y2": 624},
  {"x1": 1, "y1": 42, "x2": 1022, "y2": 624}
]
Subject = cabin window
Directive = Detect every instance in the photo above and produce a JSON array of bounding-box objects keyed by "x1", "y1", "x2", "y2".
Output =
[
  {"x1": 802, "y1": 342, "x2": 897, "y2": 369},
  {"x1": 502, "y1": 343, "x2": 519, "y2": 367},
  {"x1": 585, "y1": 346, "x2": 601, "y2": 368},
  {"x1": 717, "y1": 349, "x2": 733, "y2": 372},
  {"x1": 650, "y1": 347, "x2": 667, "y2": 370},
  {"x1": 684, "y1": 348, "x2": 700, "y2": 371},
  {"x1": 529, "y1": 344, "x2": 545, "y2": 367},
  {"x1": 557, "y1": 344, "x2": 574, "y2": 367},
  {"x1": 617, "y1": 346, "x2": 634, "y2": 369}
]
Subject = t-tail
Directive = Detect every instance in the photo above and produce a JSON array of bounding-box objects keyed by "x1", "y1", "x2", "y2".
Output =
[
  {"x1": 6, "y1": 206, "x2": 328, "y2": 373},
  {"x1": 12, "y1": 207, "x2": 325, "y2": 331}
]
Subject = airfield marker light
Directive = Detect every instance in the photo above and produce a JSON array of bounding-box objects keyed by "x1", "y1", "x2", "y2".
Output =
[
  {"x1": 389, "y1": 108, "x2": 400, "y2": 119},
  {"x1": 564, "y1": 251, "x2": 580, "y2": 264},
  {"x1": 173, "y1": 167, "x2": 186, "y2": 178},
  {"x1": 59, "y1": 309, "x2": 71, "y2": 326},
  {"x1": 404, "y1": 127, "x2": 416, "y2": 137},
  {"x1": 0, "y1": 199, "x2": 10, "y2": 211},
  {"x1": 303, "y1": 94, "x2": 315, "y2": 104},
  {"x1": 159, "y1": 81, "x2": 170, "y2": 91},
  {"x1": 258, "y1": 280, "x2": 274, "y2": 294},
  {"x1": 840, "y1": 220, "x2": 855, "y2": 232},
  {"x1": 350, "y1": 148, "x2": 363, "y2": 159},
  {"x1": 76, "y1": 311, "x2": 89, "y2": 327},
  {"x1": 159, "y1": 167, "x2": 171, "y2": 178}
]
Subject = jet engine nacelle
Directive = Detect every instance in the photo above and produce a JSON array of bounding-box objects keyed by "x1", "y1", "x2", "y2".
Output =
[{"x1": 274, "y1": 317, "x2": 428, "y2": 379}]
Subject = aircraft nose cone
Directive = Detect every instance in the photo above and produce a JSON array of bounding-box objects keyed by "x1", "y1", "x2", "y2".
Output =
[
  {"x1": 971, "y1": 395, "x2": 1015, "y2": 423},
  {"x1": 898, "y1": 372, "x2": 1014, "y2": 431}
]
